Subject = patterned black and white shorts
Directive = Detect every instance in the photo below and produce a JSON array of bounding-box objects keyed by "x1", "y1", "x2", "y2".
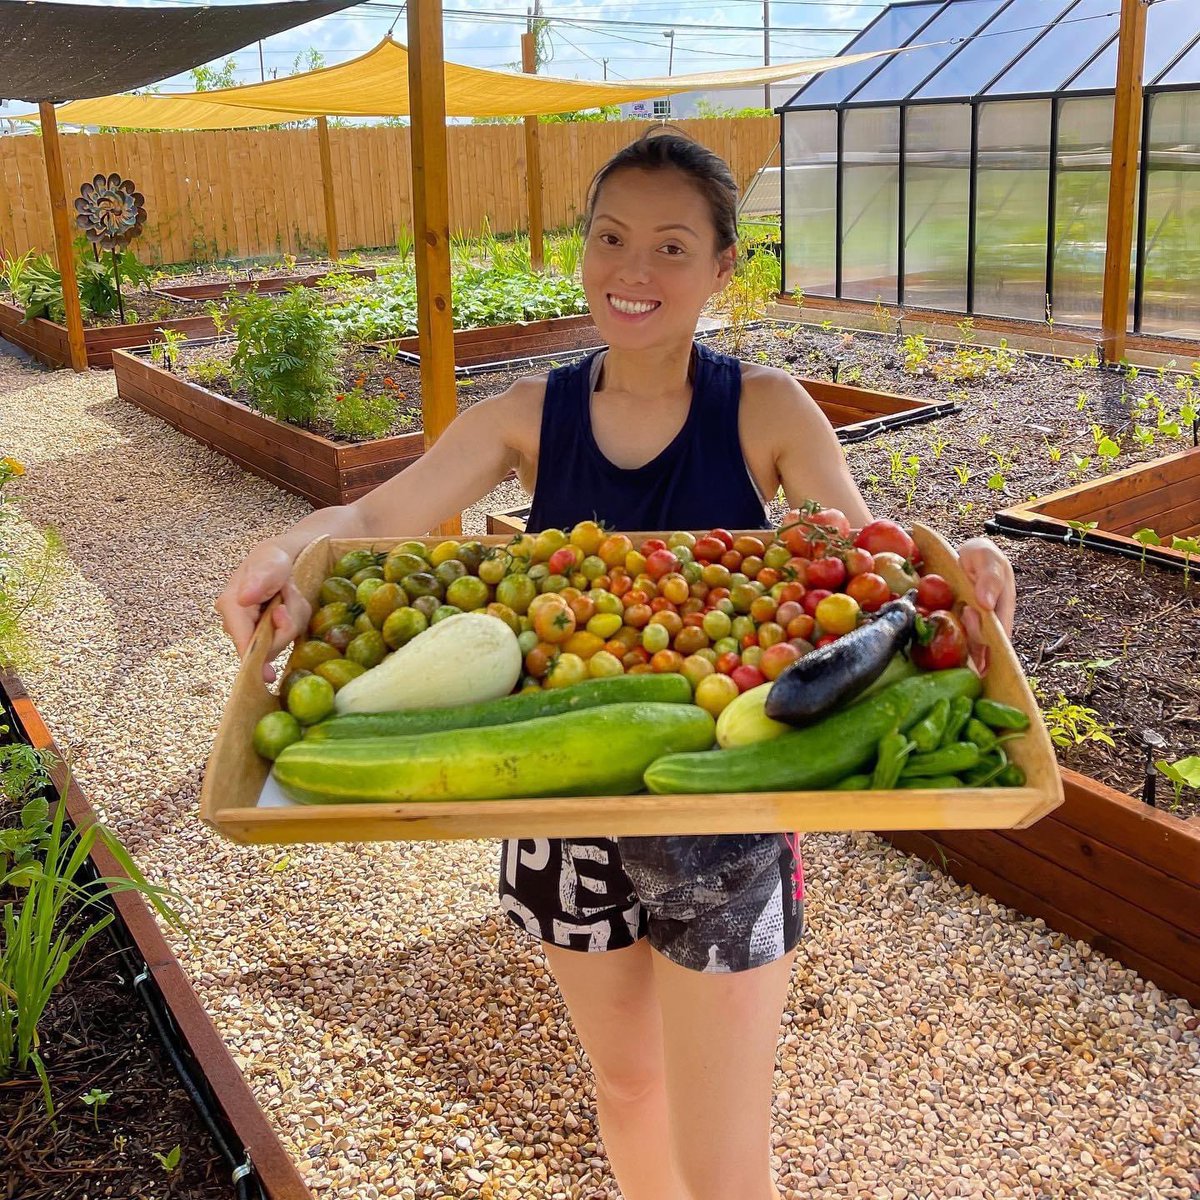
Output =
[{"x1": 498, "y1": 832, "x2": 804, "y2": 974}]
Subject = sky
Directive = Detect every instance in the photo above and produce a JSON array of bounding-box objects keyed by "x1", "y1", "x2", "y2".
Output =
[{"x1": 12, "y1": 0, "x2": 886, "y2": 94}]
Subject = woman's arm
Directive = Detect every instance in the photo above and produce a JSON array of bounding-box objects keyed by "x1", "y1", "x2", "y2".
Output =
[{"x1": 215, "y1": 377, "x2": 541, "y2": 674}]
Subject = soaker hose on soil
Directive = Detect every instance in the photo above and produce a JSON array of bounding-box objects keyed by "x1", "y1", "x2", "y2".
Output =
[{"x1": 985, "y1": 514, "x2": 1197, "y2": 575}]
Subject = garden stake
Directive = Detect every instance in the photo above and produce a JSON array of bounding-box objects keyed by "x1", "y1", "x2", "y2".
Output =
[
  {"x1": 111, "y1": 247, "x2": 125, "y2": 325},
  {"x1": 1141, "y1": 728, "x2": 1167, "y2": 807}
]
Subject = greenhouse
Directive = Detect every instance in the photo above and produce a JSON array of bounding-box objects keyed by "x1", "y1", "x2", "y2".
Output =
[{"x1": 780, "y1": 0, "x2": 1200, "y2": 338}]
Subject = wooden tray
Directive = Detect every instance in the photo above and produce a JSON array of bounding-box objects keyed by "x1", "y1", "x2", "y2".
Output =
[{"x1": 200, "y1": 525, "x2": 1063, "y2": 844}]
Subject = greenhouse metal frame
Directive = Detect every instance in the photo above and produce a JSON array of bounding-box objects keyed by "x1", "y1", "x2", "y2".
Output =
[{"x1": 779, "y1": 0, "x2": 1200, "y2": 338}]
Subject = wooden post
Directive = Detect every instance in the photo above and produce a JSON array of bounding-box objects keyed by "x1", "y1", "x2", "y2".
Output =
[
  {"x1": 316, "y1": 116, "x2": 340, "y2": 261},
  {"x1": 521, "y1": 31, "x2": 545, "y2": 272},
  {"x1": 407, "y1": 0, "x2": 461, "y2": 536},
  {"x1": 1100, "y1": 0, "x2": 1149, "y2": 365},
  {"x1": 39, "y1": 102, "x2": 87, "y2": 373}
]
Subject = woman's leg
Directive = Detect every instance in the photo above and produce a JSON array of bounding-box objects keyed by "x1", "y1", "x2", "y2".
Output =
[
  {"x1": 651, "y1": 946, "x2": 796, "y2": 1200},
  {"x1": 543, "y1": 939, "x2": 688, "y2": 1200}
]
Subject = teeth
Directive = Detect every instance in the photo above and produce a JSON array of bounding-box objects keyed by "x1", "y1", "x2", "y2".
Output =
[{"x1": 609, "y1": 296, "x2": 658, "y2": 315}]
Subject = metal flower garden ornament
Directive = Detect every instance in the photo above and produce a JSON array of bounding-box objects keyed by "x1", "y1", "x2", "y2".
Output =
[{"x1": 74, "y1": 173, "x2": 147, "y2": 324}]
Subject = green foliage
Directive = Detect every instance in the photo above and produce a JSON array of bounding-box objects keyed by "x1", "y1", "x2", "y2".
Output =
[
  {"x1": 694, "y1": 99, "x2": 771, "y2": 119},
  {"x1": 902, "y1": 334, "x2": 930, "y2": 373},
  {"x1": 0, "y1": 742, "x2": 53, "y2": 887},
  {"x1": 190, "y1": 58, "x2": 237, "y2": 91},
  {"x1": 325, "y1": 380, "x2": 398, "y2": 441},
  {"x1": 0, "y1": 250, "x2": 35, "y2": 301},
  {"x1": 148, "y1": 326, "x2": 187, "y2": 370},
  {"x1": 80, "y1": 1087, "x2": 112, "y2": 1131},
  {"x1": 549, "y1": 226, "x2": 584, "y2": 279},
  {"x1": 184, "y1": 355, "x2": 231, "y2": 389},
  {"x1": 1155, "y1": 756, "x2": 1200, "y2": 808},
  {"x1": 0, "y1": 759, "x2": 186, "y2": 1115},
  {"x1": 153, "y1": 1145, "x2": 182, "y2": 1175},
  {"x1": 12, "y1": 255, "x2": 65, "y2": 322},
  {"x1": 7, "y1": 243, "x2": 151, "y2": 323},
  {"x1": 1037, "y1": 692, "x2": 1116, "y2": 750},
  {"x1": 228, "y1": 287, "x2": 338, "y2": 428},
  {"x1": 724, "y1": 249, "x2": 779, "y2": 353}
]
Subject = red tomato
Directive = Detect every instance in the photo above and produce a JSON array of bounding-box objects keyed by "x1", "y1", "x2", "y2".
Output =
[
  {"x1": 756, "y1": 567, "x2": 781, "y2": 589},
  {"x1": 845, "y1": 572, "x2": 892, "y2": 613},
  {"x1": 808, "y1": 507, "x2": 851, "y2": 540},
  {"x1": 786, "y1": 613, "x2": 816, "y2": 641},
  {"x1": 815, "y1": 633, "x2": 840, "y2": 648},
  {"x1": 720, "y1": 550, "x2": 744, "y2": 571},
  {"x1": 802, "y1": 588, "x2": 832, "y2": 617},
  {"x1": 715, "y1": 651, "x2": 741, "y2": 675},
  {"x1": 917, "y1": 573, "x2": 956, "y2": 611},
  {"x1": 843, "y1": 547, "x2": 875, "y2": 578},
  {"x1": 911, "y1": 610, "x2": 970, "y2": 671},
  {"x1": 708, "y1": 528, "x2": 735, "y2": 552},
  {"x1": 854, "y1": 519, "x2": 918, "y2": 560},
  {"x1": 623, "y1": 603, "x2": 652, "y2": 628},
  {"x1": 805, "y1": 556, "x2": 847, "y2": 591},
  {"x1": 640, "y1": 538, "x2": 668, "y2": 555},
  {"x1": 779, "y1": 510, "x2": 815, "y2": 557},
  {"x1": 693, "y1": 535, "x2": 728, "y2": 562},
  {"x1": 740, "y1": 632, "x2": 759, "y2": 649},
  {"x1": 760, "y1": 641, "x2": 803, "y2": 681},
  {"x1": 548, "y1": 546, "x2": 581, "y2": 575},
  {"x1": 777, "y1": 581, "x2": 806, "y2": 604},
  {"x1": 730, "y1": 664, "x2": 766, "y2": 692},
  {"x1": 645, "y1": 548, "x2": 682, "y2": 580}
]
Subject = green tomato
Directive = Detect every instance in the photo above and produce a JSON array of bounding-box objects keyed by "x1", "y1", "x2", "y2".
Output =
[
  {"x1": 355, "y1": 576, "x2": 387, "y2": 607},
  {"x1": 641, "y1": 623, "x2": 670, "y2": 654},
  {"x1": 496, "y1": 573, "x2": 537, "y2": 615},
  {"x1": 346, "y1": 629, "x2": 388, "y2": 669},
  {"x1": 252, "y1": 710, "x2": 303, "y2": 760},
  {"x1": 382, "y1": 606, "x2": 429, "y2": 649},
  {"x1": 431, "y1": 604, "x2": 464, "y2": 624},
  {"x1": 319, "y1": 575, "x2": 358, "y2": 606},
  {"x1": 702, "y1": 609, "x2": 732, "y2": 641},
  {"x1": 446, "y1": 575, "x2": 490, "y2": 611},
  {"x1": 285, "y1": 674, "x2": 336, "y2": 725}
]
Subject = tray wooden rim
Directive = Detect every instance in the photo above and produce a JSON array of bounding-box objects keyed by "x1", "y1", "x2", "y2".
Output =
[{"x1": 200, "y1": 524, "x2": 1064, "y2": 843}]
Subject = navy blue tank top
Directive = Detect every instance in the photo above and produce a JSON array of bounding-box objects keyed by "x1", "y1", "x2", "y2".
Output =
[{"x1": 526, "y1": 342, "x2": 768, "y2": 533}]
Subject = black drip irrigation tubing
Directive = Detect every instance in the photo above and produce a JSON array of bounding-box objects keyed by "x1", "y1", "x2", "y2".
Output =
[
  {"x1": 985, "y1": 513, "x2": 1197, "y2": 576},
  {"x1": 1, "y1": 691, "x2": 264, "y2": 1200}
]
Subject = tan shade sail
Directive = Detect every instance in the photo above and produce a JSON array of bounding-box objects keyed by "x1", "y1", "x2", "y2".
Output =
[{"x1": 36, "y1": 36, "x2": 910, "y2": 129}]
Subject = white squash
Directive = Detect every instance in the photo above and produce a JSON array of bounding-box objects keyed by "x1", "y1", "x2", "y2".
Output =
[{"x1": 333, "y1": 612, "x2": 522, "y2": 715}]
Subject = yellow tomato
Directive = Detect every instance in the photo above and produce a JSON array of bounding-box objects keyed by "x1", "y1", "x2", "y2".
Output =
[
  {"x1": 563, "y1": 630, "x2": 605, "y2": 660},
  {"x1": 532, "y1": 527, "x2": 568, "y2": 562},
  {"x1": 586, "y1": 612, "x2": 624, "y2": 640},
  {"x1": 569, "y1": 520, "x2": 606, "y2": 556},
  {"x1": 815, "y1": 592, "x2": 861, "y2": 636},
  {"x1": 545, "y1": 652, "x2": 588, "y2": 689},
  {"x1": 588, "y1": 650, "x2": 625, "y2": 678},
  {"x1": 693, "y1": 673, "x2": 740, "y2": 716},
  {"x1": 428, "y1": 540, "x2": 461, "y2": 567}
]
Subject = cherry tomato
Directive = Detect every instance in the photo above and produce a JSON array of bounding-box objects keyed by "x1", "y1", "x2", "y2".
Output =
[
  {"x1": 673, "y1": 626, "x2": 710, "y2": 656},
  {"x1": 730, "y1": 664, "x2": 766, "y2": 692},
  {"x1": 720, "y1": 550, "x2": 744, "y2": 572},
  {"x1": 806, "y1": 556, "x2": 847, "y2": 590},
  {"x1": 777, "y1": 581, "x2": 806, "y2": 605},
  {"x1": 598, "y1": 535, "x2": 634, "y2": 567},
  {"x1": 843, "y1": 547, "x2": 875, "y2": 578},
  {"x1": 845, "y1": 572, "x2": 892, "y2": 613},
  {"x1": 659, "y1": 573, "x2": 691, "y2": 606},
  {"x1": 714, "y1": 651, "x2": 741, "y2": 675},
  {"x1": 854, "y1": 519, "x2": 918, "y2": 560},
  {"x1": 708, "y1": 528, "x2": 735, "y2": 551},
  {"x1": 760, "y1": 641, "x2": 803, "y2": 680},
  {"x1": 776, "y1": 600, "x2": 803, "y2": 627},
  {"x1": 650, "y1": 649, "x2": 684, "y2": 674},
  {"x1": 756, "y1": 567, "x2": 781, "y2": 589},
  {"x1": 680, "y1": 653, "x2": 716, "y2": 691},
  {"x1": 815, "y1": 634, "x2": 840, "y2": 648},
  {"x1": 533, "y1": 599, "x2": 576, "y2": 644},
  {"x1": 732, "y1": 535, "x2": 766, "y2": 558},
  {"x1": 917, "y1": 573, "x2": 956, "y2": 611},
  {"x1": 640, "y1": 538, "x2": 668, "y2": 555},
  {"x1": 749, "y1": 595, "x2": 778, "y2": 624},
  {"x1": 649, "y1": 610, "x2": 684, "y2": 640},
  {"x1": 815, "y1": 592, "x2": 861, "y2": 636},
  {"x1": 644, "y1": 549, "x2": 680, "y2": 580},
  {"x1": 808, "y1": 507, "x2": 851, "y2": 541},
  {"x1": 693, "y1": 535, "x2": 728, "y2": 562},
  {"x1": 524, "y1": 642, "x2": 560, "y2": 679},
  {"x1": 694, "y1": 672, "x2": 739, "y2": 716},
  {"x1": 569, "y1": 520, "x2": 605, "y2": 556},
  {"x1": 757, "y1": 621, "x2": 785, "y2": 649},
  {"x1": 623, "y1": 602, "x2": 652, "y2": 628},
  {"x1": 911, "y1": 609, "x2": 970, "y2": 670},
  {"x1": 545, "y1": 652, "x2": 588, "y2": 689},
  {"x1": 588, "y1": 650, "x2": 625, "y2": 678},
  {"x1": 802, "y1": 588, "x2": 832, "y2": 617},
  {"x1": 785, "y1": 613, "x2": 816, "y2": 641}
]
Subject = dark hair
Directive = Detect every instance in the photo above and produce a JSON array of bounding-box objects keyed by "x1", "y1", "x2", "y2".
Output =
[{"x1": 584, "y1": 130, "x2": 739, "y2": 252}]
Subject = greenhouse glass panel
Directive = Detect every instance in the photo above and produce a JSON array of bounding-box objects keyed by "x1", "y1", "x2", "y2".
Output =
[
  {"x1": 987, "y1": 0, "x2": 1118, "y2": 96},
  {"x1": 841, "y1": 107, "x2": 900, "y2": 303},
  {"x1": 1052, "y1": 97, "x2": 1125, "y2": 325},
  {"x1": 851, "y1": 0, "x2": 1005, "y2": 103},
  {"x1": 782, "y1": 109, "x2": 838, "y2": 297},
  {"x1": 787, "y1": 2, "x2": 942, "y2": 108},
  {"x1": 974, "y1": 99, "x2": 1051, "y2": 320},
  {"x1": 1065, "y1": 38, "x2": 1117, "y2": 93},
  {"x1": 914, "y1": 0, "x2": 1074, "y2": 101},
  {"x1": 1144, "y1": 1, "x2": 1200, "y2": 85},
  {"x1": 1159, "y1": 36, "x2": 1200, "y2": 87},
  {"x1": 1140, "y1": 92, "x2": 1200, "y2": 338},
  {"x1": 904, "y1": 104, "x2": 970, "y2": 310}
]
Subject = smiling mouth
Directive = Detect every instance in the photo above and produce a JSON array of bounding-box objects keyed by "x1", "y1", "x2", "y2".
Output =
[{"x1": 608, "y1": 294, "x2": 661, "y2": 315}]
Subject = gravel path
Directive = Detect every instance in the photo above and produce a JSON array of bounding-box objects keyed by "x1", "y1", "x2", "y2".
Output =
[{"x1": 2, "y1": 353, "x2": 1197, "y2": 1200}]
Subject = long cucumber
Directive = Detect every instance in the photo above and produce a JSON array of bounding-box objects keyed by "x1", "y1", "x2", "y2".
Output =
[
  {"x1": 273, "y1": 701, "x2": 716, "y2": 804},
  {"x1": 304, "y1": 673, "x2": 691, "y2": 741},
  {"x1": 644, "y1": 669, "x2": 982, "y2": 795}
]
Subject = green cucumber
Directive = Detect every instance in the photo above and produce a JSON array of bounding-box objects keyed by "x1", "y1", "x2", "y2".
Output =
[
  {"x1": 644, "y1": 668, "x2": 981, "y2": 795},
  {"x1": 274, "y1": 701, "x2": 715, "y2": 804},
  {"x1": 304, "y1": 673, "x2": 692, "y2": 741}
]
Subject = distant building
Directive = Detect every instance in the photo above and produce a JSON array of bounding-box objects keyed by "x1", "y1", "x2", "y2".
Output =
[{"x1": 619, "y1": 80, "x2": 806, "y2": 121}]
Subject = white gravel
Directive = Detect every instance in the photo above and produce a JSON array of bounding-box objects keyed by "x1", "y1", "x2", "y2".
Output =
[{"x1": 2, "y1": 353, "x2": 1197, "y2": 1200}]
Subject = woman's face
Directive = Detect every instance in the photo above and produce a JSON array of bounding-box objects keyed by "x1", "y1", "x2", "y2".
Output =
[{"x1": 582, "y1": 167, "x2": 736, "y2": 352}]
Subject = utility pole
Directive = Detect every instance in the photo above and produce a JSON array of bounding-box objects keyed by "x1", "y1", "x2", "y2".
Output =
[
  {"x1": 523, "y1": 4, "x2": 545, "y2": 271},
  {"x1": 602, "y1": 57, "x2": 608, "y2": 81},
  {"x1": 763, "y1": 0, "x2": 771, "y2": 110},
  {"x1": 258, "y1": 40, "x2": 266, "y2": 82}
]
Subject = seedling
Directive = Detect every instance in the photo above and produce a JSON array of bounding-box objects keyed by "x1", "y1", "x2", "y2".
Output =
[
  {"x1": 1041, "y1": 694, "x2": 1116, "y2": 749},
  {"x1": 1170, "y1": 535, "x2": 1199, "y2": 586},
  {"x1": 1076, "y1": 391, "x2": 1090, "y2": 412},
  {"x1": 986, "y1": 472, "x2": 1006, "y2": 492},
  {"x1": 1131, "y1": 527, "x2": 1162, "y2": 574},
  {"x1": 153, "y1": 1145, "x2": 182, "y2": 1175},
  {"x1": 1066, "y1": 519, "x2": 1098, "y2": 549},
  {"x1": 1155, "y1": 756, "x2": 1200, "y2": 808},
  {"x1": 930, "y1": 435, "x2": 949, "y2": 460},
  {"x1": 1058, "y1": 656, "x2": 1120, "y2": 693},
  {"x1": 81, "y1": 1087, "x2": 112, "y2": 1132},
  {"x1": 952, "y1": 464, "x2": 971, "y2": 486},
  {"x1": 1044, "y1": 437, "x2": 1063, "y2": 463},
  {"x1": 1090, "y1": 424, "x2": 1121, "y2": 462},
  {"x1": 976, "y1": 433, "x2": 992, "y2": 449}
]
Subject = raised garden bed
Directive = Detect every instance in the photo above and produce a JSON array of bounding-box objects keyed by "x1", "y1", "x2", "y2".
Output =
[
  {"x1": 113, "y1": 346, "x2": 425, "y2": 507},
  {"x1": 379, "y1": 313, "x2": 603, "y2": 372},
  {"x1": 884, "y1": 768, "x2": 1200, "y2": 1007},
  {"x1": 1, "y1": 666, "x2": 313, "y2": 1200},
  {"x1": 0, "y1": 265, "x2": 376, "y2": 371},
  {"x1": 990, "y1": 446, "x2": 1200, "y2": 572},
  {"x1": 153, "y1": 264, "x2": 374, "y2": 303},
  {"x1": 0, "y1": 298, "x2": 216, "y2": 371}
]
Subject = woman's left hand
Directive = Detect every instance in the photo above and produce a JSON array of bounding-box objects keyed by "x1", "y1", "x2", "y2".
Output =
[{"x1": 956, "y1": 536, "x2": 1016, "y2": 674}]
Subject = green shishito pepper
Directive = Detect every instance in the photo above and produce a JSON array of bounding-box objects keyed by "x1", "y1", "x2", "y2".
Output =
[
  {"x1": 973, "y1": 698, "x2": 1031, "y2": 732},
  {"x1": 939, "y1": 695, "x2": 974, "y2": 749},
  {"x1": 899, "y1": 774, "x2": 963, "y2": 789},
  {"x1": 964, "y1": 717, "x2": 998, "y2": 752},
  {"x1": 871, "y1": 730, "x2": 913, "y2": 790},
  {"x1": 910, "y1": 698, "x2": 950, "y2": 753},
  {"x1": 833, "y1": 774, "x2": 873, "y2": 791},
  {"x1": 900, "y1": 742, "x2": 982, "y2": 779}
]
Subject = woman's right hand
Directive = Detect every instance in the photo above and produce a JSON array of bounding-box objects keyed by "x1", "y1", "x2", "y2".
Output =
[{"x1": 215, "y1": 543, "x2": 312, "y2": 683}]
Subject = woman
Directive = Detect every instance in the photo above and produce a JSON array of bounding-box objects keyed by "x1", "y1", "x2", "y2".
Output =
[{"x1": 216, "y1": 132, "x2": 1015, "y2": 1200}]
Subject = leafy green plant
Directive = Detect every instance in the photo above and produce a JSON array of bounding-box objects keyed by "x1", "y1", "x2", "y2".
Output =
[
  {"x1": 184, "y1": 356, "x2": 231, "y2": 389},
  {"x1": 228, "y1": 287, "x2": 338, "y2": 428},
  {"x1": 1131, "y1": 527, "x2": 1162, "y2": 573},
  {"x1": 0, "y1": 741, "x2": 53, "y2": 887},
  {"x1": 930, "y1": 435, "x2": 949, "y2": 460},
  {"x1": 325, "y1": 377, "x2": 399, "y2": 441},
  {"x1": 153, "y1": 1145, "x2": 182, "y2": 1175},
  {"x1": 0, "y1": 760, "x2": 185, "y2": 1115},
  {"x1": 1090, "y1": 424, "x2": 1121, "y2": 462},
  {"x1": 1170, "y1": 535, "x2": 1199, "y2": 586},
  {"x1": 1044, "y1": 437, "x2": 1063, "y2": 463},
  {"x1": 901, "y1": 334, "x2": 930, "y2": 373},
  {"x1": 395, "y1": 224, "x2": 414, "y2": 260},
  {"x1": 1155, "y1": 756, "x2": 1200, "y2": 808},
  {"x1": 725, "y1": 250, "x2": 778, "y2": 353},
  {"x1": 1038, "y1": 693, "x2": 1116, "y2": 749},
  {"x1": 148, "y1": 327, "x2": 187, "y2": 371},
  {"x1": 952, "y1": 464, "x2": 971, "y2": 486},
  {"x1": 1066, "y1": 519, "x2": 1099, "y2": 547},
  {"x1": 1, "y1": 249, "x2": 35, "y2": 301},
  {"x1": 13, "y1": 255, "x2": 65, "y2": 322},
  {"x1": 550, "y1": 226, "x2": 584, "y2": 279}
]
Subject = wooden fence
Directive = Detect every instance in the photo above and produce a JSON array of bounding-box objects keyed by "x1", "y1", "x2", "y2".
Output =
[{"x1": 0, "y1": 118, "x2": 778, "y2": 267}]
